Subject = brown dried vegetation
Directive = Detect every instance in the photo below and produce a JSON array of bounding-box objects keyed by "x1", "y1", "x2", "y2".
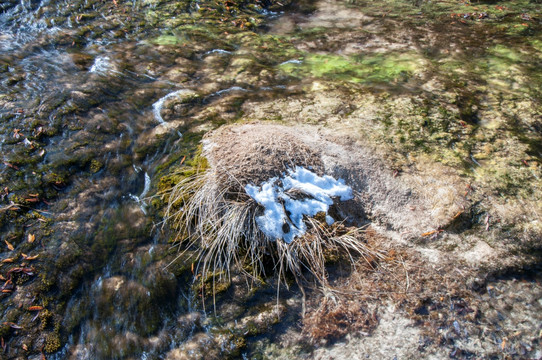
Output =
[{"x1": 303, "y1": 297, "x2": 378, "y2": 343}]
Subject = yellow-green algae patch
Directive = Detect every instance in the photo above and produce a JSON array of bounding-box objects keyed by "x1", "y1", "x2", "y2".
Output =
[{"x1": 279, "y1": 52, "x2": 424, "y2": 84}]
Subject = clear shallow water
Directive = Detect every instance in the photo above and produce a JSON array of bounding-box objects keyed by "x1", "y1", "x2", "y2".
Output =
[
  {"x1": 0, "y1": 0, "x2": 541, "y2": 358},
  {"x1": 0, "y1": 0, "x2": 299, "y2": 357}
]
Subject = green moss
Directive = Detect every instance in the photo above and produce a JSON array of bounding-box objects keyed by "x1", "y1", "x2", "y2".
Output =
[
  {"x1": 15, "y1": 273, "x2": 31, "y2": 285},
  {"x1": 490, "y1": 44, "x2": 523, "y2": 63},
  {"x1": 279, "y1": 52, "x2": 422, "y2": 84},
  {"x1": 194, "y1": 270, "x2": 231, "y2": 299},
  {"x1": 531, "y1": 39, "x2": 542, "y2": 53},
  {"x1": 159, "y1": 239, "x2": 191, "y2": 267},
  {"x1": 38, "y1": 272, "x2": 56, "y2": 292},
  {"x1": 153, "y1": 131, "x2": 204, "y2": 176},
  {"x1": 150, "y1": 22, "x2": 232, "y2": 50},
  {"x1": 234, "y1": 33, "x2": 300, "y2": 65},
  {"x1": 43, "y1": 172, "x2": 67, "y2": 186},
  {"x1": 484, "y1": 44, "x2": 525, "y2": 76},
  {"x1": 89, "y1": 159, "x2": 103, "y2": 173},
  {"x1": 232, "y1": 336, "x2": 247, "y2": 353},
  {"x1": 151, "y1": 34, "x2": 185, "y2": 46},
  {"x1": 44, "y1": 333, "x2": 61, "y2": 353},
  {"x1": 40, "y1": 309, "x2": 53, "y2": 330},
  {"x1": 156, "y1": 143, "x2": 209, "y2": 196}
]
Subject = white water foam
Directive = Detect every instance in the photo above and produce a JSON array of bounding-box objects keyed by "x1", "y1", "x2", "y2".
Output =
[
  {"x1": 212, "y1": 86, "x2": 248, "y2": 97},
  {"x1": 152, "y1": 89, "x2": 191, "y2": 126},
  {"x1": 140, "y1": 172, "x2": 151, "y2": 200},
  {"x1": 128, "y1": 170, "x2": 151, "y2": 214},
  {"x1": 89, "y1": 56, "x2": 114, "y2": 75},
  {"x1": 204, "y1": 49, "x2": 233, "y2": 56},
  {"x1": 279, "y1": 59, "x2": 303, "y2": 66}
]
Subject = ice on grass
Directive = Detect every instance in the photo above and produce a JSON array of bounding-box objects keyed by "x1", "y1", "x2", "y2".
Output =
[{"x1": 245, "y1": 166, "x2": 353, "y2": 243}]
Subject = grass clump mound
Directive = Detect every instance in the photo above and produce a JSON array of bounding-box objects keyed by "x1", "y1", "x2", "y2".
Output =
[{"x1": 162, "y1": 124, "x2": 384, "y2": 301}]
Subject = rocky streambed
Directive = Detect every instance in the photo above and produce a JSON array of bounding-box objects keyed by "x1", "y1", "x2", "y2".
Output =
[{"x1": 0, "y1": 0, "x2": 541, "y2": 358}]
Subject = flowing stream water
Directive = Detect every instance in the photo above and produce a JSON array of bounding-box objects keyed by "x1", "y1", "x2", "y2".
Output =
[
  {"x1": 1, "y1": 0, "x2": 306, "y2": 357},
  {"x1": 1, "y1": 0, "x2": 541, "y2": 358}
]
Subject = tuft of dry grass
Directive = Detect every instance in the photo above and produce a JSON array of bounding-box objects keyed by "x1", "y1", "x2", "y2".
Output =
[{"x1": 161, "y1": 164, "x2": 386, "y2": 307}]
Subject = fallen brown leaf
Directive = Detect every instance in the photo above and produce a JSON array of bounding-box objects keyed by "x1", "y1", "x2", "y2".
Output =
[{"x1": 4, "y1": 240, "x2": 14, "y2": 251}]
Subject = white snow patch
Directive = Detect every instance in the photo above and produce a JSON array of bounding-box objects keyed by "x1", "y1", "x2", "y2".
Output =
[{"x1": 245, "y1": 166, "x2": 353, "y2": 243}]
